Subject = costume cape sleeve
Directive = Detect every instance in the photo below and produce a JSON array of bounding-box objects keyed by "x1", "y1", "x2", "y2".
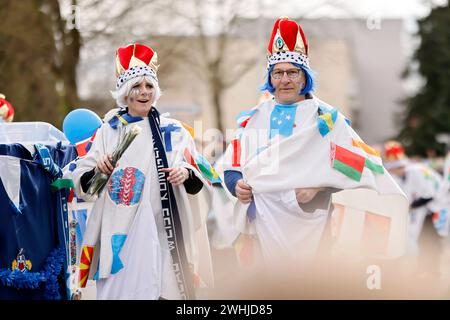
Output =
[
  {"x1": 163, "y1": 119, "x2": 215, "y2": 288},
  {"x1": 63, "y1": 123, "x2": 108, "y2": 202},
  {"x1": 243, "y1": 99, "x2": 404, "y2": 196},
  {"x1": 222, "y1": 105, "x2": 259, "y2": 174},
  {"x1": 234, "y1": 97, "x2": 410, "y2": 257}
]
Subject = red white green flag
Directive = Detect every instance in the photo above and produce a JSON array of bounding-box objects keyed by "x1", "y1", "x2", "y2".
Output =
[{"x1": 331, "y1": 142, "x2": 365, "y2": 181}]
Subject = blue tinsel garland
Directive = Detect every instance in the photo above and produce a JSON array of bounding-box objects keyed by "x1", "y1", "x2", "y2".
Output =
[{"x1": 0, "y1": 247, "x2": 66, "y2": 300}]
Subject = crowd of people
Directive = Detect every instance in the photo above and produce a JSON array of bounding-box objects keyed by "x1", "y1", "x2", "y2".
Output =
[{"x1": 1, "y1": 16, "x2": 449, "y2": 300}]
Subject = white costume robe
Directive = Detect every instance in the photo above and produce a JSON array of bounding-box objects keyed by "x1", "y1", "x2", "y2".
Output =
[
  {"x1": 223, "y1": 97, "x2": 408, "y2": 265},
  {"x1": 392, "y1": 163, "x2": 442, "y2": 253},
  {"x1": 208, "y1": 155, "x2": 239, "y2": 249},
  {"x1": 65, "y1": 110, "x2": 214, "y2": 299}
]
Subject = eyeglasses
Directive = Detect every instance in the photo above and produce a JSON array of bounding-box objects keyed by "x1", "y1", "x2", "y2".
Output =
[{"x1": 271, "y1": 69, "x2": 301, "y2": 80}]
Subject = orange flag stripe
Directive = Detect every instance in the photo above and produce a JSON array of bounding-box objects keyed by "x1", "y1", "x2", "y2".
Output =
[
  {"x1": 352, "y1": 139, "x2": 380, "y2": 157},
  {"x1": 82, "y1": 246, "x2": 93, "y2": 263},
  {"x1": 181, "y1": 122, "x2": 195, "y2": 138},
  {"x1": 79, "y1": 263, "x2": 90, "y2": 270},
  {"x1": 79, "y1": 245, "x2": 94, "y2": 288},
  {"x1": 79, "y1": 274, "x2": 89, "y2": 288}
]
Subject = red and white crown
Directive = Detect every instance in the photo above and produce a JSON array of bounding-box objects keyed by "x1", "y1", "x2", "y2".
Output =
[
  {"x1": 383, "y1": 141, "x2": 408, "y2": 169},
  {"x1": 267, "y1": 16, "x2": 309, "y2": 68},
  {"x1": 115, "y1": 43, "x2": 159, "y2": 90},
  {"x1": 0, "y1": 94, "x2": 14, "y2": 122}
]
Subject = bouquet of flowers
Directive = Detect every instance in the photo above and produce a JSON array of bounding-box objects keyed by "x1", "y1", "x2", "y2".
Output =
[{"x1": 87, "y1": 124, "x2": 142, "y2": 196}]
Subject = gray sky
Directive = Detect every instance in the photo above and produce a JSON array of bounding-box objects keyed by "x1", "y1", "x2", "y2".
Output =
[{"x1": 259, "y1": 0, "x2": 446, "y2": 19}]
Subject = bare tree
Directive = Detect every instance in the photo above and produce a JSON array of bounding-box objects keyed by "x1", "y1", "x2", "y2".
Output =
[
  {"x1": 154, "y1": 0, "x2": 260, "y2": 132},
  {"x1": 0, "y1": 0, "x2": 83, "y2": 125},
  {"x1": 49, "y1": 0, "x2": 81, "y2": 118}
]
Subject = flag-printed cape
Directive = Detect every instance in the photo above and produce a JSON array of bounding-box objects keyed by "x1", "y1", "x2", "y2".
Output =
[
  {"x1": 223, "y1": 97, "x2": 409, "y2": 258},
  {"x1": 208, "y1": 154, "x2": 240, "y2": 249},
  {"x1": 64, "y1": 110, "x2": 216, "y2": 292}
]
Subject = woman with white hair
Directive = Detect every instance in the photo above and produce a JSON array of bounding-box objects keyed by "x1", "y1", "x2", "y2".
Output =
[{"x1": 69, "y1": 43, "x2": 214, "y2": 300}]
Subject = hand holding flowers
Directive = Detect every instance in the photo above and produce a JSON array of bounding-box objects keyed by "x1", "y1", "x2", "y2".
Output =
[{"x1": 87, "y1": 124, "x2": 142, "y2": 196}]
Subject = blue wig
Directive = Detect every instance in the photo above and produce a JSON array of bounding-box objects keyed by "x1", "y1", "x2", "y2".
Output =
[{"x1": 260, "y1": 63, "x2": 315, "y2": 96}]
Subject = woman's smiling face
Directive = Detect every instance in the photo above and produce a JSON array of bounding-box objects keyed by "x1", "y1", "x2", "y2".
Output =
[{"x1": 126, "y1": 79, "x2": 155, "y2": 117}]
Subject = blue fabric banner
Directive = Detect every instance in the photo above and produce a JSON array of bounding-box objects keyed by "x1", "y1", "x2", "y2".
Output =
[{"x1": 0, "y1": 143, "x2": 76, "y2": 300}]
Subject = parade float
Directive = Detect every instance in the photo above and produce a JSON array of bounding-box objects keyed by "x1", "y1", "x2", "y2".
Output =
[{"x1": 0, "y1": 100, "x2": 99, "y2": 300}]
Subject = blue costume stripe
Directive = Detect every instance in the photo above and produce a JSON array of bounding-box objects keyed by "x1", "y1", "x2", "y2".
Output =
[
  {"x1": 247, "y1": 200, "x2": 257, "y2": 222},
  {"x1": 110, "y1": 234, "x2": 127, "y2": 274},
  {"x1": 317, "y1": 104, "x2": 338, "y2": 137},
  {"x1": 160, "y1": 124, "x2": 181, "y2": 152},
  {"x1": 235, "y1": 109, "x2": 257, "y2": 121},
  {"x1": 131, "y1": 169, "x2": 145, "y2": 205},
  {"x1": 269, "y1": 104, "x2": 298, "y2": 139},
  {"x1": 108, "y1": 109, "x2": 143, "y2": 129},
  {"x1": 224, "y1": 170, "x2": 242, "y2": 197}
]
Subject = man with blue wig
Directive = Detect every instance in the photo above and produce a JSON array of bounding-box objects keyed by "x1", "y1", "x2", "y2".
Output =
[{"x1": 223, "y1": 17, "x2": 408, "y2": 269}]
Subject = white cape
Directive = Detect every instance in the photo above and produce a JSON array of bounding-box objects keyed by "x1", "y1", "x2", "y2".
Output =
[
  {"x1": 64, "y1": 111, "x2": 214, "y2": 299},
  {"x1": 223, "y1": 97, "x2": 409, "y2": 261}
]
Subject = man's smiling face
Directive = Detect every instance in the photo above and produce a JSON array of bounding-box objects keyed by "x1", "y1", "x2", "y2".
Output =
[{"x1": 271, "y1": 62, "x2": 306, "y2": 105}]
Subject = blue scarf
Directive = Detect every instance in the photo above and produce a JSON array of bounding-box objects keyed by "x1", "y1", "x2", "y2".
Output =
[{"x1": 148, "y1": 107, "x2": 194, "y2": 300}]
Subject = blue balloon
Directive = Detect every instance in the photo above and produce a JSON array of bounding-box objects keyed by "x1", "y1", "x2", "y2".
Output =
[{"x1": 63, "y1": 108, "x2": 102, "y2": 144}]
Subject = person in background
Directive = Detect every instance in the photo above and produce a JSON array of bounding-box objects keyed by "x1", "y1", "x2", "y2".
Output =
[
  {"x1": 383, "y1": 140, "x2": 442, "y2": 277},
  {"x1": 0, "y1": 94, "x2": 14, "y2": 123}
]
